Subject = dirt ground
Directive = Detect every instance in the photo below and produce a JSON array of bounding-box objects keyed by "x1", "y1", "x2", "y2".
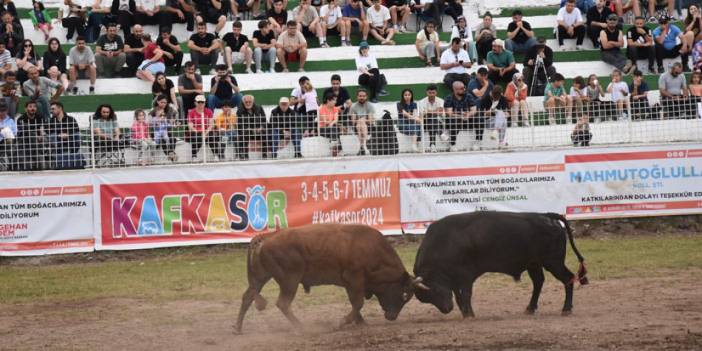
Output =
[{"x1": 1, "y1": 269, "x2": 701, "y2": 351}]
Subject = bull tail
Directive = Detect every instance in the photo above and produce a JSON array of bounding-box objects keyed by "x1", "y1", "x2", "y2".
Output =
[{"x1": 548, "y1": 213, "x2": 589, "y2": 285}]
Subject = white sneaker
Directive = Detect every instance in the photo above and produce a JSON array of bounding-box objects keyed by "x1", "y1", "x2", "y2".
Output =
[
  {"x1": 523, "y1": 121, "x2": 530, "y2": 127},
  {"x1": 576, "y1": 45, "x2": 584, "y2": 50},
  {"x1": 471, "y1": 143, "x2": 481, "y2": 151},
  {"x1": 245, "y1": 67, "x2": 253, "y2": 74},
  {"x1": 621, "y1": 112, "x2": 628, "y2": 121},
  {"x1": 511, "y1": 122, "x2": 517, "y2": 128},
  {"x1": 268, "y1": 69, "x2": 275, "y2": 73},
  {"x1": 411, "y1": 144, "x2": 419, "y2": 153},
  {"x1": 449, "y1": 145, "x2": 461, "y2": 152},
  {"x1": 256, "y1": 69, "x2": 263, "y2": 73},
  {"x1": 400, "y1": 25, "x2": 407, "y2": 33},
  {"x1": 439, "y1": 132, "x2": 449, "y2": 141}
]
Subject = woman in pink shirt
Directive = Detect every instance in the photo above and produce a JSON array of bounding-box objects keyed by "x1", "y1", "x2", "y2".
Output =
[
  {"x1": 317, "y1": 93, "x2": 340, "y2": 141},
  {"x1": 186, "y1": 94, "x2": 224, "y2": 161},
  {"x1": 130, "y1": 109, "x2": 156, "y2": 165}
]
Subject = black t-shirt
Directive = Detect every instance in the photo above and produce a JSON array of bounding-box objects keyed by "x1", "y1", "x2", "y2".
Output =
[
  {"x1": 157, "y1": 35, "x2": 180, "y2": 54},
  {"x1": 506, "y1": 20, "x2": 533, "y2": 44},
  {"x1": 210, "y1": 74, "x2": 239, "y2": 100},
  {"x1": 586, "y1": 6, "x2": 611, "y2": 26},
  {"x1": 323, "y1": 87, "x2": 351, "y2": 109},
  {"x1": 627, "y1": 26, "x2": 651, "y2": 45},
  {"x1": 601, "y1": 27, "x2": 620, "y2": 52},
  {"x1": 189, "y1": 32, "x2": 217, "y2": 48},
  {"x1": 222, "y1": 33, "x2": 249, "y2": 51},
  {"x1": 96, "y1": 34, "x2": 124, "y2": 52},
  {"x1": 125, "y1": 34, "x2": 144, "y2": 49},
  {"x1": 253, "y1": 30, "x2": 275, "y2": 48},
  {"x1": 152, "y1": 78, "x2": 175, "y2": 103},
  {"x1": 267, "y1": 8, "x2": 288, "y2": 26}
]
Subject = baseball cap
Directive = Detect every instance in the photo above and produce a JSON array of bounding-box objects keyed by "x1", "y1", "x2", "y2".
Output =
[
  {"x1": 606, "y1": 13, "x2": 619, "y2": 21},
  {"x1": 493, "y1": 38, "x2": 504, "y2": 48},
  {"x1": 279, "y1": 97, "x2": 289, "y2": 104},
  {"x1": 359, "y1": 41, "x2": 369, "y2": 49},
  {"x1": 195, "y1": 94, "x2": 206, "y2": 102}
]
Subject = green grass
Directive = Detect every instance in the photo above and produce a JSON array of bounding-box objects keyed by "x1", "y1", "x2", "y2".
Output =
[{"x1": 0, "y1": 234, "x2": 700, "y2": 305}]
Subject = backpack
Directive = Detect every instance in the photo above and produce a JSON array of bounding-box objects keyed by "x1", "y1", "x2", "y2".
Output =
[{"x1": 367, "y1": 110, "x2": 398, "y2": 155}]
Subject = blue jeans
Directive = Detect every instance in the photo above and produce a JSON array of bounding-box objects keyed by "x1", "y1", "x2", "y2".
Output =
[
  {"x1": 505, "y1": 37, "x2": 537, "y2": 55},
  {"x1": 272, "y1": 128, "x2": 301, "y2": 158},
  {"x1": 207, "y1": 94, "x2": 242, "y2": 110}
]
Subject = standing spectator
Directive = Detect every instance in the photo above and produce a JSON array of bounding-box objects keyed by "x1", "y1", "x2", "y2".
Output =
[
  {"x1": 236, "y1": 95, "x2": 267, "y2": 160},
  {"x1": 586, "y1": 0, "x2": 612, "y2": 49},
  {"x1": 186, "y1": 94, "x2": 223, "y2": 161},
  {"x1": 43, "y1": 38, "x2": 67, "y2": 79},
  {"x1": 658, "y1": 62, "x2": 689, "y2": 118},
  {"x1": 86, "y1": 0, "x2": 114, "y2": 43},
  {"x1": 557, "y1": 0, "x2": 586, "y2": 50},
  {"x1": 222, "y1": 21, "x2": 253, "y2": 73},
  {"x1": 68, "y1": 36, "x2": 97, "y2": 94},
  {"x1": 342, "y1": 0, "x2": 369, "y2": 43},
  {"x1": 277, "y1": 21, "x2": 308, "y2": 72},
  {"x1": 157, "y1": 27, "x2": 183, "y2": 74},
  {"x1": 152, "y1": 72, "x2": 178, "y2": 110},
  {"x1": 653, "y1": 14, "x2": 690, "y2": 73},
  {"x1": 543, "y1": 73, "x2": 572, "y2": 125},
  {"x1": 599, "y1": 13, "x2": 633, "y2": 73},
  {"x1": 270, "y1": 97, "x2": 299, "y2": 158},
  {"x1": 15, "y1": 100, "x2": 45, "y2": 171},
  {"x1": 22, "y1": 66, "x2": 64, "y2": 119},
  {"x1": 252, "y1": 20, "x2": 277, "y2": 73},
  {"x1": 46, "y1": 101, "x2": 83, "y2": 169},
  {"x1": 0, "y1": 71, "x2": 20, "y2": 117},
  {"x1": 322, "y1": 74, "x2": 352, "y2": 117},
  {"x1": 386, "y1": 0, "x2": 410, "y2": 33},
  {"x1": 15, "y1": 39, "x2": 41, "y2": 85},
  {"x1": 522, "y1": 37, "x2": 556, "y2": 96},
  {"x1": 92, "y1": 103, "x2": 127, "y2": 164},
  {"x1": 0, "y1": 42, "x2": 12, "y2": 77},
  {"x1": 124, "y1": 25, "x2": 145, "y2": 76},
  {"x1": 293, "y1": 0, "x2": 322, "y2": 44},
  {"x1": 136, "y1": 34, "x2": 165, "y2": 82},
  {"x1": 317, "y1": 93, "x2": 340, "y2": 142},
  {"x1": 349, "y1": 89, "x2": 374, "y2": 155},
  {"x1": 208, "y1": 64, "x2": 242, "y2": 109},
  {"x1": 416, "y1": 20, "x2": 440, "y2": 66},
  {"x1": 627, "y1": 16, "x2": 655, "y2": 74},
  {"x1": 504, "y1": 73, "x2": 529, "y2": 127},
  {"x1": 467, "y1": 67, "x2": 493, "y2": 106},
  {"x1": 444, "y1": 81, "x2": 477, "y2": 151},
  {"x1": 367, "y1": 0, "x2": 395, "y2": 45},
  {"x1": 178, "y1": 61, "x2": 203, "y2": 114},
  {"x1": 149, "y1": 95, "x2": 178, "y2": 161},
  {"x1": 131, "y1": 109, "x2": 156, "y2": 165},
  {"x1": 474, "y1": 12, "x2": 496, "y2": 64},
  {"x1": 629, "y1": 69, "x2": 650, "y2": 119},
  {"x1": 319, "y1": 0, "x2": 347, "y2": 47},
  {"x1": 112, "y1": 0, "x2": 136, "y2": 38},
  {"x1": 571, "y1": 114, "x2": 591, "y2": 146},
  {"x1": 30, "y1": 0, "x2": 53, "y2": 42},
  {"x1": 95, "y1": 23, "x2": 126, "y2": 78},
  {"x1": 505, "y1": 10, "x2": 536, "y2": 55},
  {"x1": 188, "y1": 21, "x2": 220, "y2": 75},
  {"x1": 356, "y1": 41, "x2": 385, "y2": 103},
  {"x1": 606, "y1": 69, "x2": 630, "y2": 120},
  {"x1": 440, "y1": 37, "x2": 472, "y2": 90},
  {"x1": 486, "y1": 39, "x2": 517, "y2": 85},
  {"x1": 417, "y1": 84, "x2": 445, "y2": 152},
  {"x1": 134, "y1": 0, "x2": 166, "y2": 26},
  {"x1": 268, "y1": 0, "x2": 288, "y2": 36},
  {"x1": 194, "y1": 0, "x2": 227, "y2": 35},
  {"x1": 164, "y1": 0, "x2": 196, "y2": 32},
  {"x1": 58, "y1": 0, "x2": 85, "y2": 44},
  {"x1": 396, "y1": 88, "x2": 421, "y2": 152},
  {"x1": 451, "y1": 16, "x2": 477, "y2": 61},
  {"x1": 214, "y1": 100, "x2": 237, "y2": 159}
]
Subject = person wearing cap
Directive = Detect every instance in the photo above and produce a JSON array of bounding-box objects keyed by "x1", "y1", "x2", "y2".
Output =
[
  {"x1": 505, "y1": 10, "x2": 536, "y2": 55},
  {"x1": 486, "y1": 39, "x2": 517, "y2": 85},
  {"x1": 440, "y1": 37, "x2": 472, "y2": 90},
  {"x1": 627, "y1": 16, "x2": 656, "y2": 74},
  {"x1": 586, "y1": 0, "x2": 614, "y2": 49},
  {"x1": 599, "y1": 13, "x2": 634, "y2": 74},
  {"x1": 277, "y1": 20, "x2": 308, "y2": 72},
  {"x1": 186, "y1": 94, "x2": 224, "y2": 161},
  {"x1": 653, "y1": 14, "x2": 690, "y2": 73},
  {"x1": 270, "y1": 96, "x2": 300, "y2": 158},
  {"x1": 522, "y1": 37, "x2": 557, "y2": 96},
  {"x1": 556, "y1": 0, "x2": 586, "y2": 50},
  {"x1": 367, "y1": 0, "x2": 395, "y2": 45},
  {"x1": 451, "y1": 16, "x2": 478, "y2": 62},
  {"x1": 356, "y1": 41, "x2": 385, "y2": 103}
]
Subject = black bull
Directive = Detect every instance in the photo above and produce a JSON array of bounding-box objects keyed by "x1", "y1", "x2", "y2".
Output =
[{"x1": 413, "y1": 211, "x2": 588, "y2": 317}]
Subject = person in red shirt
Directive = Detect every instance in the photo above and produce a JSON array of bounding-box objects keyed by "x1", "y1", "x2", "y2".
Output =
[
  {"x1": 186, "y1": 94, "x2": 224, "y2": 161},
  {"x1": 136, "y1": 34, "x2": 165, "y2": 82}
]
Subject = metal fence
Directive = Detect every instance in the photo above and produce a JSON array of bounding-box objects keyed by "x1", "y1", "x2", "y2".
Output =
[{"x1": 1, "y1": 98, "x2": 701, "y2": 172}]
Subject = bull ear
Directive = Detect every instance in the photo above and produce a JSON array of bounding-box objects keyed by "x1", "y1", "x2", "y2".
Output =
[{"x1": 412, "y1": 276, "x2": 430, "y2": 291}]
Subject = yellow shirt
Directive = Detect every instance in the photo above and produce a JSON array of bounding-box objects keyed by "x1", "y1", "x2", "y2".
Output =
[{"x1": 214, "y1": 111, "x2": 237, "y2": 130}]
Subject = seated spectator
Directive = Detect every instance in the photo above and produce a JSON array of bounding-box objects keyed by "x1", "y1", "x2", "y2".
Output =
[
  {"x1": 349, "y1": 88, "x2": 375, "y2": 155},
  {"x1": 319, "y1": 0, "x2": 346, "y2": 47},
  {"x1": 683, "y1": 4, "x2": 702, "y2": 51},
  {"x1": 318, "y1": 93, "x2": 341, "y2": 143},
  {"x1": 270, "y1": 97, "x2": 300, "y2": 158},
  {"x1": 268, "y1": 0, "x2": 288, "y2": 35},
  {"x1": 134, "y1": 0, "x2": 167, "y2": 26},
  {"x1": 46, "y1": 101, "x2": 83, "y2": 169},
  {"x1": 322, "y1": 74, "x2": 352, "y2": 123},
  {"x1": 467, "y1": 67, "x2": 493, "y2": 106},
  {"x1": 137, "y1": 34, "x2": 165, "y2": 82},
  {"x1": 68, "y1": 36, "x2": 96, "y2": 94},
  {"x1": 195, "y1": 0, "x2": 227, "y2": 35},
  {"x1": 266, "y1": 0, "x2": 288, "y2": 13},
  {"x1": 444, "y1": 81, "x2": 478, "y2": 151},
  {"x1": 95, "y1": 23, "x2": 126, "y2": 78},
  {"x1": 164, "y1": 0, "x2": 196, "y2": 32},
  {"x1": 0, "y1": 42, "x2": 12, "y2": 77},
  {"x1": 22, "y1": 66, "x2": 64, "y2": 119},
  {"x1": 46, "y1": 66, "x2": 68, "y2": 96},
  {"x1": 629, "y1": 69, "x2": 650, "y2": 119},
  {"x1": 411, "y1": 0, "x2": 443, "y2": 27},
  {"x1": 293, "y1": 0, "x2": 322, "y2": 44},
  {"x1": 486, "y1": 39, "x2": 517, "y2": 85},
  {"x1": 477, "y1": 85, "x2": 509, "y2": 147},
  {"x1": 386, "y1": 0, "x2": 410, "y2": 33},
  {"x1": 342, "y1": 0, "x2": 369, "y2": 43},
  {"x1": 600, "y1": 14, "x2": 634, "y2": 73},
  {"x1": 505, "y1": 73, "x2": 529, "y2": 127},
  {"x1": 557, "y1": 0, "x2": 586, "y2": 50},
  {"x1": 559, "y1": 0, "x2": 593, "y2": 14},
  {"x1": 611, "y1": 0, "x2": 640, "y2": 18},
  {"x1": 149, "y1": 95, "x2": 178, "y2": 161},
  {"x1": 233, "y1": 0, "x2": 262, "y2": 20},
  {"x1": 474, "y1": 13, "x2": 496, "y2": 64},
  {"x1": 30, "y1": 0, "x2": 53, "y2": 42},
  {"x1": 658, "y1": 62, "x2": 691, "y2": 118},
  {"x1": 627, "y1": 16, "x2": 655, "y2": 74},
  {"x1": 208, "y1": 64, "x2": 242, "y2": 109},
  {"x1": 653, "y1": 14, "x2": 690, "y2": 73},
  {"x1": 689, "y1": 70, "x2": 702, "y2": 98},
  {"x1": 236, "y1": 94, "x2": 268, "y2": 160},
  {"x1": 607, "y1": 69, "x2": 630, "y2": 120},
  {"x1": 152, "y1": 72, "x2": 178, "y2": 111},
  {"x1": 112, "y1": 0, "x2": 135, "y2": 38},
  {"x1": 586, "y1": 0, "x2": 612, "y2": 49},
  {"x1": 571, "y1": 114, "x2": 591, "y2": 146},
  {"x1": 356, "y1": 41, "x2": 386, "y2": 103},
  {"x1": 290, "y1": 76, "x2": 318, "y2": 133},
  {"x1": 86, "y1": 0, "x2": 116, "y2": 43},
  {"x1": 569, "y1": 75, "x2": 588, "y2": 118},
  {"x1": 417, "y1": 84, "x2": 445, "y2": 152},
  {"x1": 0, "y1": 100, "x2": 16, "y2": 170},
  {"x1": 440, "y1": 37, "x2": 472, "y2": 90},
  {"x1": 15, "y1": 39, "x2": 41, "y2": 85},
  {"x1": 396, "y1": 88, "x2": 421, "y2": 152},
  {"x1": 505, "y1": 10, "x2": 536, "y2": 55},
  {"x1": 367, "y1": 0, "x2": 395, "y2": 45},
  {"x1": 43, "y1": 38, "x2": 68, "y2": 86},
  {"x1": 522, "y1": 37, "x2": 556, "y2": 96},
  {"x1": 178, "y1": 61, "x2": 204, "y2": 113},
  {"x1": 415, "y1": 20, "x2": 440, "y2": 66},
  {"x1": 222, "y1": 21, "x2": 253, "y2": 73},
  {"x1": 93, "y1": 104, "x2": 128, "y2": 163},
  {"x1": 130, "y1": 109, "x2": 156, "y2": 166},
  {"x1": 188, "y1": 21, "x2": 221, "y2": 75},
  {"x1": 252, "y1": 20, "x2": 277, "y2": 73},
  {"x1": 58, "y1": 0, "x2": 84, "y2": 44},
  {"x1": 15, "y1": 100, "x2": 45, "y2": 171},
  {"x1": 187, "y1": 94, "x2": 224, "y2": 161},
  {"x1": 214, "y1": 100, "x2": 237, "y2": 159},
  {"x1": 157, "y1": 27, "x2": 184, "y2": 74},
  {"x1": 277, "y1": 21, "x2": 308, "y2": 72},
  {"x1": 0, "y1": 71, "x2": 20, "y2": 117},
  {"x1": 451, "y1": 16, "x2": 477, "y2": 62},
  {"x1": 544, "y1": 73, "x2": 572, "y2": 125},
  {"x1": 647, "y1": 0, "x2": 674, "y2": 21},
  {"x1": 585, "y1": 74, "x2": 606, "y2": 121}
]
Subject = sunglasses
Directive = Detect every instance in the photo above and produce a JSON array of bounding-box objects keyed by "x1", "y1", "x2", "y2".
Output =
[{"x1": 196, "y1": 101, "x2": 205, "y2": 104}]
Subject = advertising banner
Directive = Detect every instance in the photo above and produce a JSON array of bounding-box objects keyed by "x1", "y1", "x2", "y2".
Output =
[
  {"x1": 0, "y1": 173, "x2": 94, "y2": 256},
  {"x1": 564, "y1": 146, "x2": 702, "y2": 219},
  {"x1": 398, "y1": 152, "x2": 565, "y2": 233},
  {"x1": 94, "y1": 159, "x2": 401, "y2": 250}
]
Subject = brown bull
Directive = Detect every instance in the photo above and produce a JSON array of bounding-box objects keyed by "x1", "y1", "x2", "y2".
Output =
[{"x1": 235, "y1": 223, "x2": 422, "y2": 333}]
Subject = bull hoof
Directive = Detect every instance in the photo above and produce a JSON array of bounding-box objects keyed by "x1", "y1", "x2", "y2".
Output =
[
  {"x1": 233, "y1": 325, "x2": 243, "y2": 335},
  {"x1": 561, "y1": 309, "x2": 572, "y2": 316},
  {"x1": 525, "y1": 308, "x2": 536, "y2": 315},
  {"x1": 461, "y1": 312, "x2": 475, "y2": 319}
]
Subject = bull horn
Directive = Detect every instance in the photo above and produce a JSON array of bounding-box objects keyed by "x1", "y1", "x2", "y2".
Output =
[{"x1": 412, "y1": 276, "x2": 430, "y2": 291}]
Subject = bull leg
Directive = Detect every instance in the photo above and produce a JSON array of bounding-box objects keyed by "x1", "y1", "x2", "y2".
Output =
[
  {"x1": 454, "y1": 281, "x2": 475, "y2": 318},
  {"x1": 340, "y1": 287, "x2": 366, "y2": 327},
  {"x1": 525, "y1": 266, "x2": 545, "y2": 314},
  {"x1": 544, "y1": 262, "x2": 576, "y2": 315},
  {"x1": 275, "y1": 278, "x2": 303, "y2": 328},
  {"x1": 235, "y1": 277, "x2": 270, "y2": 334}
]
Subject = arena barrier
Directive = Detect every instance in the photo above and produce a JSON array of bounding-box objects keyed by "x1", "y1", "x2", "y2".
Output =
[{"x1": 1, "y1": 143, "x2": 701, "y2": 256}]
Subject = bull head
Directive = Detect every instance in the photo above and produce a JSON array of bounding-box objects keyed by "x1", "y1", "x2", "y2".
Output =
[{"x1": 412, "y1": 276, "x2": 430, "y2": 291}]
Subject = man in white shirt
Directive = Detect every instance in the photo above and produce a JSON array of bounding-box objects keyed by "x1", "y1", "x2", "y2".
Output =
[
  {"x1": 440, "y1": 37, "x2": 472, "y2": 89},
  {"x1": 319, "y1": 0, "x2": 347, "y2": 47},
  {"x1": 367, "y1": 0, "x2": 395, "y2": 45},
  {"x1": 556, "y1": 0, "x2": 586, "y2": 50},
  {"x1": 417, "y1": 84, "x2": 446, "y2": 152}
]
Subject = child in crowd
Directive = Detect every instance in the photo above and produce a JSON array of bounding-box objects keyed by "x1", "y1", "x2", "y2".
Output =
[
  {"x1": 688, "y1": 71, "x2": 702, "y2": 98},
  {"x1": 215, "y1": 101, "x2": 237, "y2": 159},
  {"x1": 151, "y1": 110, "x2": 174, "y2": 162},
  {"x1": 30, "y1": 1, "x2": 53, "y2": 42},
  {"x1": 571, "y1": 114, "x2": 592, "y2": 147},
  {"x1": 504, "y1": 73, "x2": 529, "y2": 127},
  {"x1": 569, "y1": 76, "x2": 588, "y2": 120},
  {"x1": 607, "y1": 69, "x2": 629, "y2": 121},
  {"x1": 586, "y1": 74, "x2": 606, "y2": 122},
  {"x1": 131, "y1": 109, "x2": 156, "y2": 165}
]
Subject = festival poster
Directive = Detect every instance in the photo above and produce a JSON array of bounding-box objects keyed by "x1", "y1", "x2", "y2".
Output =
[
  {"x1": 564, "y1": 145, "x2": 702, "y2": 219},
  {"x1": 94, "y1": 159, "x2": 401, "y2": 250},
  {"x1": 0, "y1": 172, "x2": 94, "y2": 256}
]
